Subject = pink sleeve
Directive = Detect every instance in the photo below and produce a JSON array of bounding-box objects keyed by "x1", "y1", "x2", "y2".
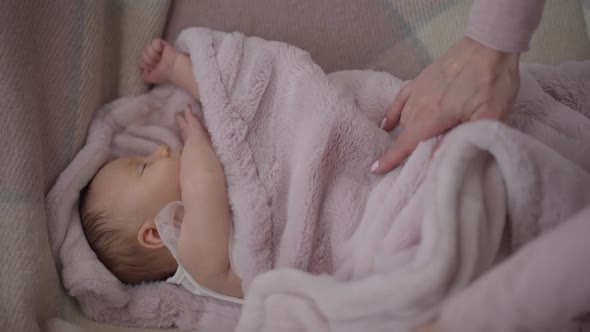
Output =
[
  {"x1": 439, "y1": 206, "x2": 590, "y2": 332},
  {"x1": 466, "y1": 0, "x2": 546, "y2": 53}
]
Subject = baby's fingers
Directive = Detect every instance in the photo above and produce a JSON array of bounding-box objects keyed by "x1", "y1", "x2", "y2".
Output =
[
  {"x1": 146, "y1": 39, "x2": 165, "y2": 62},
  {"x1": 183, "y1": 105, "x2": 211, "y2": 141},
  {"x1": 183, "y1": 105, "x2": 198, "y2": 124},
  {"x1": 183, "y1": 105, "x2": 206, "y2": 132},
  {"x1": 151, "y1": 39, "x2": 166, "y2": 53},
  {"x1": 175, "y1": 112, "x2": 189, "y2": 143}
]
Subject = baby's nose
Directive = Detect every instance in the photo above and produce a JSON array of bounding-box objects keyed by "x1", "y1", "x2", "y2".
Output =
[{"x1": 157, "y1": 145, "x2": 171, "y2": 157}]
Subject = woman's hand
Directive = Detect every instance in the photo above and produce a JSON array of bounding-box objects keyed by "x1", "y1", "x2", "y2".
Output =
[{"x1": 372, "y1": 37, "x2": 520, "y2": 174}]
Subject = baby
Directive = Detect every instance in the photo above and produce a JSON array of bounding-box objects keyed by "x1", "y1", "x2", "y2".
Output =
[{"x1": 79, "y1": 39, "x2": 242, "y2": 299}]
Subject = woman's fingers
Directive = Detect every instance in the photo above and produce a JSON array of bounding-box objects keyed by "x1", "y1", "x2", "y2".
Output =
[
  {"x1": 382, "y1": 85, "x2": 410, "y2": 131},
  {"x1": 371, "y1": 126, "x2": 414, "y2": 174},
  {"x1": 372, "y1": 111, "x2": 456, "y2": 174}
]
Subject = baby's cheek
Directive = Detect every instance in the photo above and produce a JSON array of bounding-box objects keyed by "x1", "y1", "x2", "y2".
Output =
[{"x1": 152, "y1": 162, "x2": 182, "y2": 198}]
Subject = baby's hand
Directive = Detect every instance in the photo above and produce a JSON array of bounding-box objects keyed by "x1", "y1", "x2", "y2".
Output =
[
  {"x1": 176, "y1": 104, "x2": 210, "y2": 144},
  {"x1": 178, "y1": 104, "x2": 221, "y2": 196},
  {"x1": 138, "y1": 38, "x2": 180, "y2": 84}
]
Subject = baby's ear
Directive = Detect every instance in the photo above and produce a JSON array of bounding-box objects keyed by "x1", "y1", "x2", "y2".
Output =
[{"x1": 137, "y1": 219, "x2": 165, "y2": 249}]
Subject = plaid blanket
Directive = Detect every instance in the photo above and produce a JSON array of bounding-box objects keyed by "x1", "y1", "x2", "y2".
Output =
[
  {"x1": 0, "y1": 1, "x2": 170, "y2": 331},
  {"x1": 167, "y1": 0, "x2": 590, "y2": 79}
]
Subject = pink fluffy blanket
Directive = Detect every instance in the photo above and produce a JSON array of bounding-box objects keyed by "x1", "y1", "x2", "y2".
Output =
[{"x1": 46, "y1": 27, "x2": 590, "y2": 331}]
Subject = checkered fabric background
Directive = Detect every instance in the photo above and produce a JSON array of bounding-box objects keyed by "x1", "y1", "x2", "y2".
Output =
[
  {"x1": 0, "y1": 0, "x2": 588, "y2": 331},
  {"x1": 167, "y1": 0, "x2": 590, "y2": 79}
]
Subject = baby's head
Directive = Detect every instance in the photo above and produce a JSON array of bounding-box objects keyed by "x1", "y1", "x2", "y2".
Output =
[{"x1": 79, "y1": 145, "x2": 180, "y2": 284}]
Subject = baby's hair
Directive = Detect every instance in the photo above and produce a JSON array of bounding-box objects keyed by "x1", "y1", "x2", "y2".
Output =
[{"x1": 79, "y1": 176, "x2": 175, "y2": 284}]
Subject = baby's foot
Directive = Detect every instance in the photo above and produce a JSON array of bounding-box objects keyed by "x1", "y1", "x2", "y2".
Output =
[{"x1": 138, "y1": 39, "x2": 180, "y2": 84}]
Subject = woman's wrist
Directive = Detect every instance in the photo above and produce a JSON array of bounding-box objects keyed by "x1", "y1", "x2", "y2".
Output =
[
  {"x1": 439, "y1": 36, "x2": 520, "y2": 85},
  {"x1": 461, "y1": 37, "x2": 520, "y2": 70}
]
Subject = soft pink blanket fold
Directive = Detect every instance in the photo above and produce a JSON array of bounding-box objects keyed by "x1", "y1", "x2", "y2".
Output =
[{"x1": 46, "y1": 27, "x2": 590, "y2": 331}]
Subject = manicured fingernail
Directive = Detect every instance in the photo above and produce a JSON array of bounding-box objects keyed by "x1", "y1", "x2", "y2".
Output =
[
  {"x1": 380, "y1": 117, "x2": 387, "y2": 129},
  {"x1": 370, "y1": 160, "x2": 379, "y2": 173}
]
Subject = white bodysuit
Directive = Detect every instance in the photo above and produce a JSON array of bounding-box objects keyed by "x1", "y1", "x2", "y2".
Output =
[{"x1": 154, "y1": 201, "x2": 243, "y2": 304}]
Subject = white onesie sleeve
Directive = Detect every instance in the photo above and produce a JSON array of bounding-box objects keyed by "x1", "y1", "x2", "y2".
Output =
[{"x1": 154, "y1": 201, "x2": 244, "y2": 305}]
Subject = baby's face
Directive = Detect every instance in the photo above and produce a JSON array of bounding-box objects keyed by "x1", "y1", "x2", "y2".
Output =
[{"x1": 89, "y1": 145, "x2": 181, "y2": 226}]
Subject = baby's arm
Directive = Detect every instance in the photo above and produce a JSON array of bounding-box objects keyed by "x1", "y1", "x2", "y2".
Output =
[
  {"x1": 141, "y1": 40, "x2": 242, "y2": 296},
  {"x1": 139, "y1": 39, "x2": 200, "y2": 100},
  {"x1": 175, "y1": 107, "x2": 242, "y2": 298}
]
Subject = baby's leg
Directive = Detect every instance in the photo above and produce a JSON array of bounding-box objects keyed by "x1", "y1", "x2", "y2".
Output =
[{"x1": 139, "y1": 39, "x2": 200, "y2": 100}]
